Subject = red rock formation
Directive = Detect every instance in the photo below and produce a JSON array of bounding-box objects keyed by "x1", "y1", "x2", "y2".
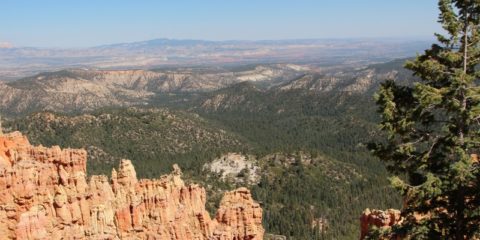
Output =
[
  {"x1": 0, "y1": 131, "x2": 264, "y2": 240},
  {"x1": 359, "y1": 208, "x2": 401, "y2": 240},
  {"x1": 213, "y1": 187, "x2": 264, "y2": 240}
]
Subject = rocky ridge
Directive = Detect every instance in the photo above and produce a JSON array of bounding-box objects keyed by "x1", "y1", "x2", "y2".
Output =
[
  {"x1": 278, "y1": 62, "x2": 412, "y2": 94},
  {"x1": 0, "y1": 65, "x2": 304, "y2": 115},
  {"x1": 0, "y1": 131, "x2": 264, "y2": 239}
]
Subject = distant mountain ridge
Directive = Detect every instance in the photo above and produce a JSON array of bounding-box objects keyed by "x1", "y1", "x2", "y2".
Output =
[
  {"x1": 0, "y1": 64, "x2": 305, "y2": 115},
  {"x1": 0, "y1": 59, "x2": 414, "y2": 116},
  {"x1": 197, "y1": 59, "x2": 414, "y2": 113},
  {"x1": 0, "y1": 38, "x2": 428, "y2": 80}
]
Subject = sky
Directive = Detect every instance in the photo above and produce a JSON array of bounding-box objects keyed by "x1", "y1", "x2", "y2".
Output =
[{"x1": 0, "y1": 0, "x2": 442, "y2": 48}]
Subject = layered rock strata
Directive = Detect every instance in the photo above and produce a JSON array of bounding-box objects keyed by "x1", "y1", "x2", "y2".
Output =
[{"x1": 0, "y1": 131, "x2": 264, "y2": 239}]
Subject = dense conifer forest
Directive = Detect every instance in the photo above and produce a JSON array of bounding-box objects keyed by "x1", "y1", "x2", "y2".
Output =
[{"x1": 6, "y1": 83, "x2": 403, "y2": 239}]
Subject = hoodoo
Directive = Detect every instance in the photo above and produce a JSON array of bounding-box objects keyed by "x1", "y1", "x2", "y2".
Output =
[{"x1": 0, "y1": 131, "x2": 264, "y2": 239}]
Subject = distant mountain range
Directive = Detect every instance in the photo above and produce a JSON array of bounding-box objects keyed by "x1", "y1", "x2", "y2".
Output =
[
  {"x1": 0, "y1": 38, "x2": 429, "y2": 80},
  {"x1": 0, "y1": 59, "x2": 413, "y2": 117},
  {"x1": 0, "y1": 64, "x2": 304, "y2": 115}
]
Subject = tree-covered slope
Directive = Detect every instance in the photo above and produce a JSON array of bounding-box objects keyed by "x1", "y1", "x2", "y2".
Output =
[
  {"x1": 6, "y1": 91, "x2": 400, "y2": 239},
  {"x1": 2, "y1": 58, "x2": 416, "y2": 239},
  {"x1": 6, "y1": 107, "x2": 245, "y2": 176}
]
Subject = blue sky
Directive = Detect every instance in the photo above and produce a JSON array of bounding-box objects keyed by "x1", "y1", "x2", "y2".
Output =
[{"x1": 0, "y1": 0, "x2": 442, "y2": 48}]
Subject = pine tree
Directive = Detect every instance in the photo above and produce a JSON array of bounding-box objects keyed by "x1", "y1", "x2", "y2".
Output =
[{"x1": 369, "y1": 0, "x2": 480, "y2": 239}]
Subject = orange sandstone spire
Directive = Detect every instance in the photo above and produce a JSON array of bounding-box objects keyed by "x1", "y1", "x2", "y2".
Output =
[{"x1": 0, "y1": 131, "x2": 264, "y2": 240}]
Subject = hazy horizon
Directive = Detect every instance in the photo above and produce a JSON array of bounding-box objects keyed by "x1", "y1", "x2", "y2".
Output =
[
  {"x1": 1, "y1": 0, "x2": 441, "y2": 48},
  {"x1": 0, "y1": 37, "x2": 434, "y2": 50}
]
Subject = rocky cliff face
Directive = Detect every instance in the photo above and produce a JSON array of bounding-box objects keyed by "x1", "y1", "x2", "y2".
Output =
[{"x1": 0, "y1": 131, "x2": 264, "y2": 239}]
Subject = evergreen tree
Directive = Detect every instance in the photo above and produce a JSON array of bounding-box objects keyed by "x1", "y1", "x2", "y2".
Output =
[{"x1": 370, "y1": 0, "x2": 480, "y2": 239}]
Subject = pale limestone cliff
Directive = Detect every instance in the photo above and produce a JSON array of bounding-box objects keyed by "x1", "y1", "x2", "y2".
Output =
[
  {"x1": 203, "y1": 153, "x2": 260, "y2": 184},
  {"x1": 0, "y1": 131, "x2": 264, "y2": 239}
]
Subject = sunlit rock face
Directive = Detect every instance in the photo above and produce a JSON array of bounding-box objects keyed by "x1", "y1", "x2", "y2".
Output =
[
  {"x1": 359, "y1": 208, "x2": 401, "y2": 240},
  {"x1": 0, "y1": 131, "x2": 264, "y2": 240}
]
